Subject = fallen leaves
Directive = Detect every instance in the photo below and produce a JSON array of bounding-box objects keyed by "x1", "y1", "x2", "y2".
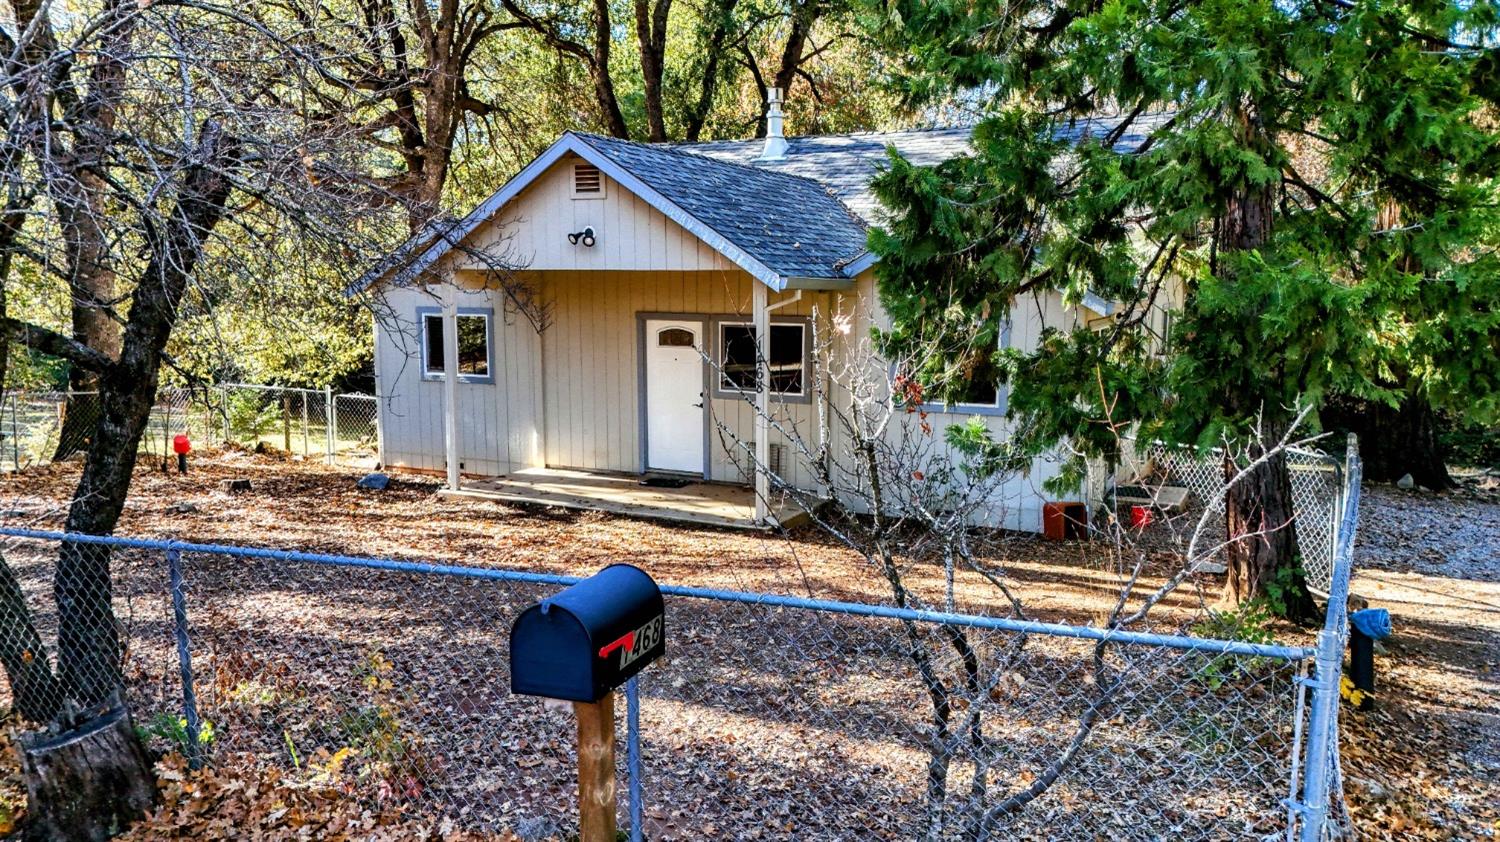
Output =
[{"x1": 119, "y1": 754, "x2": 522, "y2": 841}]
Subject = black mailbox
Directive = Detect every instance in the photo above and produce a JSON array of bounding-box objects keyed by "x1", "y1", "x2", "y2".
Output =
[{"x1": 510, "y1": 564, "x2": 665, "y2": 703}]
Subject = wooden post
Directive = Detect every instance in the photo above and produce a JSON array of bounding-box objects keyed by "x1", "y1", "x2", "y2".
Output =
[
  {"x1": 442, "y1": 293, "x2": 461, "y2": 490},
  {"x1": 282, "y1": 393, "x2": 292, "y2": 452},
  {"x1": 574, "y1": 694, "x2": 618, "y2": 842}
]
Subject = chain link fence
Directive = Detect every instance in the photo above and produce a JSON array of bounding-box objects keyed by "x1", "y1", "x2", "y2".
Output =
[
  {"x1": 0, "y1": 444, "x2": 1360, "y2": 840},
  {"x1": 1121, "y1": 442, "x2": 1344, "y2": 593},
  {"x1": 0, "y1": 384, "x2": 379, "y2": 472}
]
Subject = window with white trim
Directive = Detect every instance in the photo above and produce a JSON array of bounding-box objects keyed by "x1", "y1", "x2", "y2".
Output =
[
  {"x1": 422, "y1": 312, "x2": 491, "y2": 379},
  {"x1": 719, "y1": 322, "x2": 805, "y2": 396},
  {"x1": 951, "y1": 356, "x2": 1002, "y2": 408},
  {"x1": 927, "y1": 320, "x2": 1011, "y2": 412}
]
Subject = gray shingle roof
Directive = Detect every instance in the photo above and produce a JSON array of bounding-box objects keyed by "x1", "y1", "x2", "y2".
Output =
[
  {"x1": 356, "y1": 113, "x2": 1173, "y2": 292},
  {"x1": 573, "y1": 132, "x2": 870, "y2": 279},
  {"x1": 678, "y1": 127, "x2": 974, "y2": 224},
  {"x1": 679, "y1": 113, "x2": 1174, "y2": 226}
]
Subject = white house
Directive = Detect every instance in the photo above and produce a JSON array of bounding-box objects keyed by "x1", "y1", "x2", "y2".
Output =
[{"x1": 355, "y1": 92, "x2": 1156, "y2": 531}]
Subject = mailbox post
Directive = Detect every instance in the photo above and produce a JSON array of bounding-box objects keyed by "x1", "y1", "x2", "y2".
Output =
[{"x1": 511, "y1": 564, "x2": 665, "y2": 842}]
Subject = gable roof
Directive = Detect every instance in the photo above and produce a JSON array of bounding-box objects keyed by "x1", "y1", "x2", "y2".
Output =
[
  {"x1": 353, "y1": 113, "x2": 1172, "y2": 296},
  {"x1": 575, "y1": 133, "x2": 870, "y2": 282},
  {"x1": 352, "y1": 131, "x2": 872, "y2": 293}
]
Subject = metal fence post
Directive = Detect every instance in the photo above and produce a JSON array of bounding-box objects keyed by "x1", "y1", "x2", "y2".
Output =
[
  {"x1": 1296, "y1": 629, "x2": 1340, "y2": 841},
  {"x1": 626, "y1": 675, "x2": 642, "y2": 842},
  {"x1": 168, "y1": 548, "x2": 205, "y2": 769},
  {"x1": 8, "y1": 394, "x2": 18, "y2": 470},
  {"x1": 330, "y1": 391, "x2": 340, "y2": 466},
  {"x1": 324, "y1": 385, "x2": 335, "y2": 465},
  {"x1": 301, "y1": 389, "x2": 310, "y2": 458},
  {"x1": 1298, "y1": 436, "x2": 1361, "y2": 841}
]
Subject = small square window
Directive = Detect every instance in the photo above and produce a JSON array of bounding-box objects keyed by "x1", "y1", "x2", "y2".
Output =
[
  {"x1": 423, "y1": 311, "x2": 491, "y2": 380},
  {"x1": 720, "y1": 323, "x2": 804, "y2": 395}
]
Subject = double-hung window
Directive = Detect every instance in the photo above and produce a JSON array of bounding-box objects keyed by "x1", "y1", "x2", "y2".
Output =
[
  {"x1": 718, "y1": 322, "x2": 806, "y2": 397},
  {"x1": 421, "y1": 309, "x2": 493, "y2": 382}
]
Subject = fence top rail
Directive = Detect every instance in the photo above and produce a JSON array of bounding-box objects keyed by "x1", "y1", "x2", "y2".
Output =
[
  {"x1": 212, "y1": 382, "x2": 326, "y2": 394},
  {"x1": 0, "y1": 527, "x2": 1316, "y2": 661}
]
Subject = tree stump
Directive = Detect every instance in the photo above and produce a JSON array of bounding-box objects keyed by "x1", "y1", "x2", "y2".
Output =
[{"x1": 20, "y1": 704, "x2": 155, "y2": 841}]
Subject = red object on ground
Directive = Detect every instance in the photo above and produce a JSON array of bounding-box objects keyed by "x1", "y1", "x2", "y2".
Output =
[
  {"x1": 173, "y1": 434, "x2": 191, "y2": 455},
  {"x1": 1042, "y1": 502, "x2": 1088, "y2": 541},
  {"x1": 1130, "y1": 505, "x2": 1154, "y2": 529}
]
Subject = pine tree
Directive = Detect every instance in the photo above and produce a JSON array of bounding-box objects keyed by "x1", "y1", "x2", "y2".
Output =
[{"x1": 868, "y1": 0, "x2": 1499, "y2": 619}]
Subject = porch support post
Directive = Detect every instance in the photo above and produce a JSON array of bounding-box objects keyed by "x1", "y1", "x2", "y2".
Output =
[
  {"x1": 442, "y1": 290, "x2": 461, "y2": 491},
  {"x1": 753, "y1": 282, "x2": 771, "y2": 524}
]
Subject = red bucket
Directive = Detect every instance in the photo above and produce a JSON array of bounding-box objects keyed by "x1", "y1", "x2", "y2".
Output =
[
  {"x1": 1130, "y1": 505, "x2": 1154, "y2": 529},
  {"x1": 172, "y1": 434, "x2": 191, "y2": 455}
]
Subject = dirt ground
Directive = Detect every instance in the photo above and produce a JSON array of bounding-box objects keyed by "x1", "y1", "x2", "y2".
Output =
[
  {"x1": 2, "y1": 451, "x2": 1496, "y2": 839},
  {"x1": 1340, "y1": 478, "x2": 1500, "y2": 840},
  {"x1": 0, "y1": 449, "x2": 1220, "y2": 629}
]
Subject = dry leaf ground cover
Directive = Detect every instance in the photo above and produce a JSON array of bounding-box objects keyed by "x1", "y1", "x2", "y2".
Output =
[{"x1": 0, "y1": 451, "x2": 1494, "y2": 839}]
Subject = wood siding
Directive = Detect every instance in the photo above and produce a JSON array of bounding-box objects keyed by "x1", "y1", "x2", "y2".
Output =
[
  {"x1": 373, "y1": 281, "x2": 543, "y2": 476},
  {"x1": 538, "y1": 269, "x2": 824, "y2": 491},
  {"x1": 454, "y1": 155, "x2": 735, "y2": 275},
  {"x1": 829, "y1": 273, "x2": 1103, "y2": 533}
]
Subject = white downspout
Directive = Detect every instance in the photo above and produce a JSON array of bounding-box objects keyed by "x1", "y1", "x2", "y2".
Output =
[
  {"x1": 765, "y1": 289, "x2": 802, "y2": 313},
  {"x1": 753, "y1": 282, "x2": 771, "y2": 523}
]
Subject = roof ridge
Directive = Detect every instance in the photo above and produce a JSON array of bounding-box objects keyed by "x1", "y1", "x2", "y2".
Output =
[
  {"x1": 672, "y1": 125, "x2": 975, "y2": 148},
  {"x1": 571, "y1": 131, "x2": 870, "y2": 230}
]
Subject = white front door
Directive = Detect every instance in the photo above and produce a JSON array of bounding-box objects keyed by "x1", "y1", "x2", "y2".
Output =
[{"x1": 645, "y1": 319, "x2": 705, "y2": 474}]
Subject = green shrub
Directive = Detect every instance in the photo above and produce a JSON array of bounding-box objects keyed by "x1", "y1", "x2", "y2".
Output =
[{"x1": 139, "y1": 711, "x2": 215, "y2": 756}]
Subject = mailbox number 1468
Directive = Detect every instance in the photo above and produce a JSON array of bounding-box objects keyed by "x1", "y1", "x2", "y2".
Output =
[{"x1": 599, "y1": 615, "x2": 662, "y2": 670}]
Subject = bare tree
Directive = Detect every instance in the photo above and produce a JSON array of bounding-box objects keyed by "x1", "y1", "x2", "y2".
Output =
[
  {"x1": 0, "y1": 0, "x2": 473, "y2": 833},
  {"x1": 257, "y1": 0, "x2": 522, "y2": 231},
  {"x1": 707, "y1": 298, "x2": 1324, "y2": 838}
]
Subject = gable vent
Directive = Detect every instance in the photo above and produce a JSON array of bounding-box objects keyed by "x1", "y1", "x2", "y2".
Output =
[{"x1": 572, "y1": 163, "x2": 604, "y2": 198}]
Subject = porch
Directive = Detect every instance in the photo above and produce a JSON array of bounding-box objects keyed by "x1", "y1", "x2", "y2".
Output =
[{"x1": 439, "y1": 467, "x2": 805, "y2": 531}]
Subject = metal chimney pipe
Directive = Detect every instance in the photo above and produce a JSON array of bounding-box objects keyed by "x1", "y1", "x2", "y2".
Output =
[{"x1": 760, "y1": 87, "x2": 788, "y2": 161}]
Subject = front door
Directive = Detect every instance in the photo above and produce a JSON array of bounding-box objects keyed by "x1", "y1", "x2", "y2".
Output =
[{"x1": 644, "y1": 319, "x2": 705, "y2": 474}]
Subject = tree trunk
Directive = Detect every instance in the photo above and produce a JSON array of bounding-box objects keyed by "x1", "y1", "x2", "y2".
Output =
[
  {"x1": 0, "y1": 553, "x2": 65, "y2": 723},
  {"x1": 1213, "y1": 104, "x2": 1312, "y2": 619},
  {"x1": 749, "y1": 1, "x2": 819, "y2": 138},
  {"x1": 20, "y1": 701, "x2": 155, "y2": 841},
  {"x1": 634, "y1": 0, "x2": 672, "y2": 142},
  {"x1": 1222, "y1": 439, "x2": 1318, "y2": 623},
  {"x1": 682, "y1": 0, "x2": 739, "y2": 141},
  {"x1": 51, "y1": 391, "x2": 100, "y2": 463},
  {"x1": 1324, "y1": 392, "x2": 1454, "y2": 490},
  {"x1": 34, "y1": 121, "x2": 239, "y2": 835},
  {"x1": 591, "y1": 0, "x2": 630, "y2": 138}
]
